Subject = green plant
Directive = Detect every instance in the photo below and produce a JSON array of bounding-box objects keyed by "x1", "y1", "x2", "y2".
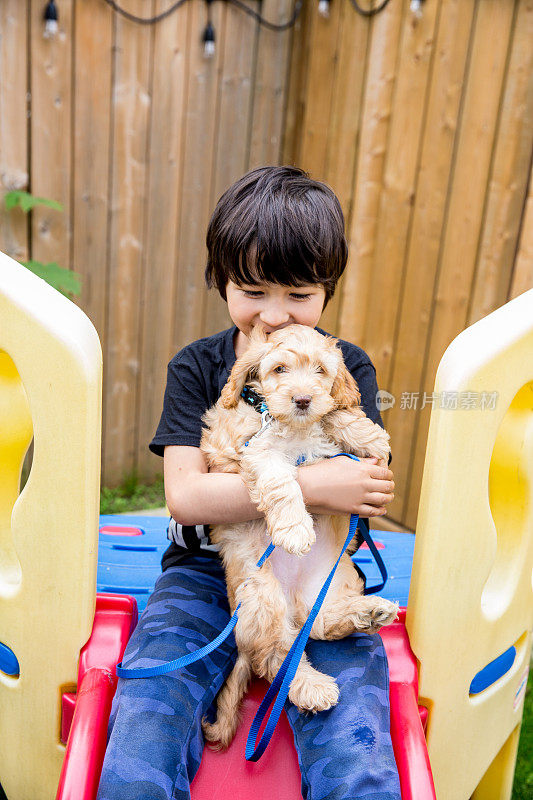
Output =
[
  {"x1": 513, "y1": 669, "x2": 533, "y2": 798},
  {"x1": 100, "y1": 472, "x2": 166, "y2": 515},
  {"x1": 4, "y1": 190, "x2": 82, "y2": 297}
]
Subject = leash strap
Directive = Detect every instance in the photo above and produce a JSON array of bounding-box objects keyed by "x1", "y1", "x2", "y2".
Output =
[
  {"x1": 245, "y1": 507, "x2": 360, "y2": 761},
  {"x1": 116, "y1": 542, "x2": 275, "y2": 678},
  {"x1": 298, "y1": 452, "x2": 387, "y2": 593},
  {"x1": 356, "y1": 516, "x2": 387, "y2": 594},
  {"x1": 245, "y1": 452, "x2": 388, "y2": 761},
  {"x1": 330, "y1": 453, "x2": 388, "y2": 595}
]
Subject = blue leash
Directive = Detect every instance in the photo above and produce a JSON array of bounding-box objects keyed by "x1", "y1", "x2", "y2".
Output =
[
  {"x1": 245, "y1": 504, "x2": 359, "y2": 760},
  {"x1": 116, "y1": 541, "x2": 275, "y2": 679},
  {"x1": 116, "y1": 453, "x2": 388, "y2": 761},
  {"x1": 244, "y1": 453, "x2": 388, "y2": 761}
]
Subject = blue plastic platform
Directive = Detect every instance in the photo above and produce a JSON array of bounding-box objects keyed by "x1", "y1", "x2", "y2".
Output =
[
  {"x1": 98, "y1": 514, "x2": 416, "y2": 612},
  {"x1": 97, "y1": 517, "x2": 518, "y2": 697},
  {"x1": 353, "y1": 531, "x2": 415, "y2": 605},
  {"x1": 98, "y1": 515, "x2": 172, "y2": 612}
]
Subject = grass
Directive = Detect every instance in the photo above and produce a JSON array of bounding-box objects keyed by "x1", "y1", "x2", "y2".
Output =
[
  {"x1": 513, "y1": 670, "x2": 533, "y2": 799},
  {"x1": 100, "y1": 471, "x2": 166, "y2": 515},
  {"x1": 101, "y1": 478, "x2": 532, "y2": 797}
]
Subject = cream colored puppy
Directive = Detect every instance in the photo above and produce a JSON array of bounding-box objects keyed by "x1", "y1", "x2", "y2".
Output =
[{"x1": 200, "y1": 324, "x2": 398, "y2": 749}]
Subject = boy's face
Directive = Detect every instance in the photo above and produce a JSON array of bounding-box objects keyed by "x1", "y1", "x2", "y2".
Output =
[{"x1": 226, "y1": 280, "x2": 326, "y2": 339}]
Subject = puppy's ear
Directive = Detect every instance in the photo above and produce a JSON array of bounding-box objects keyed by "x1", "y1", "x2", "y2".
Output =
[
  {"x1": 331, "y1": 359, "x2": 361, "y2": 409},
  {"x1": 220, "y1": 332, "x2": 271, "y2": 409}
]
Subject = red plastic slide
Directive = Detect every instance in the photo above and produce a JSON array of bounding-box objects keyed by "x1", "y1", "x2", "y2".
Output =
[
  {"x1": 56, "y1": 599, "x2": 435, "y2": 800},
  {"x1": 56, "y1": 594, "x2": 138, "y2": 800}
]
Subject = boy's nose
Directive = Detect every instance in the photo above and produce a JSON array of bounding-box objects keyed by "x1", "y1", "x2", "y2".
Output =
[
  {"x1": 293, "y1": 395, "x2": 312, "y2": 410},
  {"x1": 259, "y1": 305, "x2": 290, "y2": 328}
]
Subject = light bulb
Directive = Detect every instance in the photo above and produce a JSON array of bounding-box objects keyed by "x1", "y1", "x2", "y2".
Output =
[
  {"x1": 318, "y1": 0, "x2": 330, "y2": 19},
  {"x1": 410, "y1": 0, "x2": 423, "y2": 19},
  {"x1": 43, "y1": 0, "x2": 58, "y2": 39},
  {"x1": 203, "y1": 21, "x2": 215, "y2": 59}
]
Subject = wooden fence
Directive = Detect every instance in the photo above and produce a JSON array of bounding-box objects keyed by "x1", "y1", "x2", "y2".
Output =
[{"x1": 1, "y1": 0, "x2": 532, "y2": 530}]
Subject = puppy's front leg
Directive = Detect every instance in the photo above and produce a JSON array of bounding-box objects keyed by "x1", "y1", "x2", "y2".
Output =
[
  {"x1": 324, "y1": 408, "x2": 390, "y2": 464},
  {"x1": 241, "y1": 450, "x2": 315, "y2": 555}
]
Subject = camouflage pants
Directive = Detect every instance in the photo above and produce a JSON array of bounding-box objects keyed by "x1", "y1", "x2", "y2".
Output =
[{"x1": 96, "y1": 555, "x2": 401, "y2": 800}]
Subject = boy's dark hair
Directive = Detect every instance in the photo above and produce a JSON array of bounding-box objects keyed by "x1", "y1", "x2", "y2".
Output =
[{"x1": 205, "y1": 165, "x2": 348, "y2": 307}]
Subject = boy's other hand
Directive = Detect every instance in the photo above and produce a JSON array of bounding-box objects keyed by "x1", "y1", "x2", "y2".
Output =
[{"x1": 298, "y1": 455, "x2": 395, "y2": 518}]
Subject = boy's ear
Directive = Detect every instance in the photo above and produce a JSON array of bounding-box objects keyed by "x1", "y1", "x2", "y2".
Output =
[
  {"x1": 331, "y1": 358, "x2": 361, "y2": 410},
  {"x1": 220, "y1": 329, "x2": 271, "y2": 409}
]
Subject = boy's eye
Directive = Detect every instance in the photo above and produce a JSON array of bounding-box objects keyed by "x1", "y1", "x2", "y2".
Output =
[
  {"x1": 274, "y1": 365, "x2": 287, "y2": 374},
  {"x1": 241, "y1": 289, "x2": 312, "y2": 300}
]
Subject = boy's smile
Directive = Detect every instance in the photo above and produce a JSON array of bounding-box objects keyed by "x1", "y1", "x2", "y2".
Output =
[{"x1": 226, "y1": 280, "x2": 326, "y2": 359}]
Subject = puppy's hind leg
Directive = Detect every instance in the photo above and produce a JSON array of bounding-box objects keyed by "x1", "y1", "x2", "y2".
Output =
[
  {"x1": 202, "y1": 653, "x2": 252, "y2": 750},
  {"x1": 232, "y1": 570, "x2": 339, "y2": 714},
  {"x1": 310, "y1": 560, "x2": 398, "y2": 640}
]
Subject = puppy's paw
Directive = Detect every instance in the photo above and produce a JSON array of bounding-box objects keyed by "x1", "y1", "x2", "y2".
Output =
[
  {"x1": 201, "y1": 716, "x2": 233, "y2": 751},
  {"x1": 351, "y1": 597, "x2": 398, "y2": 634},
  {"x1": 289, "y1": 671, "x2": 339, "y2": 713},
  {"x1": 271, "y1": 515, "x2": 315, "y2": 556}
]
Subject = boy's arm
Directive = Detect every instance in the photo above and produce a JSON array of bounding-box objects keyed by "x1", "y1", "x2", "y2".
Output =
[
  {"x1": 165, "y1": 446, "x2": 393, "y2": 526},
  {"x1": 164, "y1": 445, "x2": 263, "y2": 525}
]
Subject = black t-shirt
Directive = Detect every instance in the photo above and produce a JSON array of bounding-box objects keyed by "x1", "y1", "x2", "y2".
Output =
[{"x1": 150, "y1": 325, "x2": 387, "y2": 569}]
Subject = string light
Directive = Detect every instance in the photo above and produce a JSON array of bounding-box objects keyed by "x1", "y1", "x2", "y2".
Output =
[
  {"x1": 43, "y1": 1, "x2": 394, "y2": 52},
  {"x1": 348, "y1": 0, "x2": 392, "y2": 15},
  {"x1": 43, "y1": 0, "x2": 59, "y2": 39},
  {"x1": 98, "y1": 0, "x2": 391, "y2": 28}
]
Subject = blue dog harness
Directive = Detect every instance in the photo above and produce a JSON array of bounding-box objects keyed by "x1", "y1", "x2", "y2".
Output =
[{"x1": 116, "y1": 390, "x2": 388, "y2": 760}]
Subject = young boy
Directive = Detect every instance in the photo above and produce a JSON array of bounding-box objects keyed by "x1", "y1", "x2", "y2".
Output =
[{"x1": 97, "y1": 166, "x2": 401, "y2": 800}]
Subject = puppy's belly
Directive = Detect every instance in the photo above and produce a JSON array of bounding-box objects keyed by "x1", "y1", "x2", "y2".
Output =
[{"x1": 269, "y1": 517, "x2": 340, "y2": 610}]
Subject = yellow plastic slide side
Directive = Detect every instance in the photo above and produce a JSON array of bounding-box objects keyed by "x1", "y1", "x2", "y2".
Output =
[
  {"x1": 0, "y1": 252, "x2": 102, "y2": 799},
  {"x1": 407, "y1": 288, "x2": 533, "y2": 800}
]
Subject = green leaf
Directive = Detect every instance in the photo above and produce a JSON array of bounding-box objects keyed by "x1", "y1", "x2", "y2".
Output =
[
  {"x1": 20, "y1": 260, "x2": 82, "y2": 297},
  {"x1": 4, "y1": 190, "x2": 63, "y2": 213}
]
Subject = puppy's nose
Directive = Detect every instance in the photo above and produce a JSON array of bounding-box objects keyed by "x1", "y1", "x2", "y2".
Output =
[{"x1": 293, "y1": 395, "x2": 312, "y2": 410}]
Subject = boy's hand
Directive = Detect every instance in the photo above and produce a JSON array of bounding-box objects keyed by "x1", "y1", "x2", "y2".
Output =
[{"x1": 298, "y1": 456, "x2": 395, "y2": 518}]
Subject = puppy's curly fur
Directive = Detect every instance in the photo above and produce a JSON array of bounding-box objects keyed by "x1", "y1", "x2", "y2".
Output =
[{"x1": 200, "y1": 324, "x2": 398, "y2": 749}]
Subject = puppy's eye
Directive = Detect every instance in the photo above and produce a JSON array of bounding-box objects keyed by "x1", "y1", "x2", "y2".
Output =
[
  {"x1": 315, "y1": 365, "x2": 326, "y2": 374},
  {"x1": 274, "y1": 365, "x2": 287, "y2": 374}
]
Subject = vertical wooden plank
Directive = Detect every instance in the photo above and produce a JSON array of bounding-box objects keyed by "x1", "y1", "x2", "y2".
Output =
[
  {"x1": 0, "y1": 1, "x2": 29, "y2": 261},
  {"x1": 468, "y1": 0, "x2": 533, "y2": 324},
  {"x1": 72, "y1": 0, "x2": 113, "y2": 345},
  {"x1": 298, "y1": 2, "x2": 343, "y2": 178},
  {"x1": 248, "y1": 0, "x2": 293, "y2": 169},
  {"x1": 319, "y1": 0, "x2": 371, "y2": 336},
  {"x1": 282, "y1": 0, "x2": 314, "y2": 167},
  {"x1": 509, "y1": 156, "x2": 533, "y2": 299},
  {"x1": 29, "y1": 0, "x2": 73, "y2": 270},
  {"x1": 325, "y1": 2, "x2": 370, "y2": 226},
  {"x1": 201, "y1": 0, "x2": 260, "y2": 339},
  {"x1": 103, "y1": 1, "x2": 153, "y2": 484},
  {"x1": 384, "y1": 0, "x2": 476, "y2": 521},
  {"x1": 358, "y1": 0, "x2": 440, "y2": 382},
  {"x1": 337, "y1": 0, "x2": 404, "y2": 345},
  {"x1": 172, "y1": 0, "x2": 227, "y2": 354},
  {"x1": 136, "y1": 0, "x2": 191, "y2": 480},
  {"x1": 406, "y1": 0, "x2": 516, "y2": 528}
]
